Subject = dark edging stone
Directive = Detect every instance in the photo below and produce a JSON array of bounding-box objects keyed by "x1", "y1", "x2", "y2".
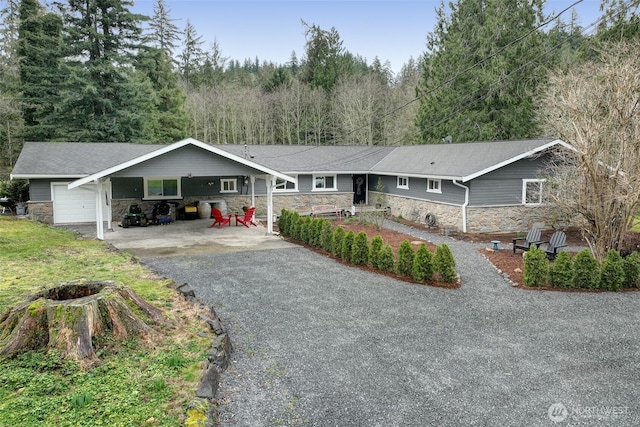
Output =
[{"x1": 175, "y1": 283, "x2": 233, "y2": 426}]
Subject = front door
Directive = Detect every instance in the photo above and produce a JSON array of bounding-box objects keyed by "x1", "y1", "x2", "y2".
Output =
[{"x1": 352, "y1": 175, "x2": 367, "y2": 205}]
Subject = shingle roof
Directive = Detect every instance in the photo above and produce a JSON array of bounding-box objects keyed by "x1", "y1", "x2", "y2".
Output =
[
  {"x1": 211, "y1": 144, "x2": 395, "y2": 173},
  {"x1": 11, "y1": 142, "x2": 162, "y2": 178},
  {"x1": 369, "y1": 139, "x2": 560, "y2": 181},
  {"x1": 11, "y1": 139, "x2": 563, "y2": 180}
]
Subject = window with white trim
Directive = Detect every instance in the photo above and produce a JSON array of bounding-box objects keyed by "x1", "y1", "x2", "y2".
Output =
[
  {"x1": 220, "y1": 178, "x2": 238, "y2": 193},
  {"x1": 145, "y1": 177, "x2": 180, "y2": 199},
  {"x1": 427, "y1": 178, "x2": 441, "y2": 193},
  {"x1": 274, "y1": 176, "x2": 297, "y2": 192},
  {"x1": 313, "y1": 175, "x2": 336, "y2": 191},
  {"x1": 397, "y1": 176, "x2": 409, "y2": 189},
  {"x1": 523, "y1": 179, "x2": 545, "y2": 205}
]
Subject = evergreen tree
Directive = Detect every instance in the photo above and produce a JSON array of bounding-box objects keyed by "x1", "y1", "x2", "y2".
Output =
[
  {"x1": 396, "y1": 240, "x2": 415, "y2": 277},
  {"x1": 600, "y1": 250, "x2": 625, "y2": 291},
  {"x1": 377, "y1": 243, "x2": 395, "y2": 272},
  {"x1": 597, "y1": 0, "x2": 640, "y2": 42},
  {"x1": 548, "y1": 251, "x2": 574, "y2": 288},
  {"x1": 147, "y1": 0, "x2": 181, "y2": 58},
  {"x1": 351, "y1": 231, "x2": 370, "y2": 266},
  {"x1": 572, "y1": 249, "x2": 600, "y2": 289},
  {"x1": 369, "y1": 235, "x2": 384, "y2": 269},
  {"x1": 178, "y1": 20, "x2": 205, "y2": 88},
  {"x1": 434, "y1": 243, "x2": 457, "y2": 283},
  {"x1": 300, "y1": 20, "x2": 345, "y2": 92},
  {"x1": 341, "y1": 230, "x2": 355, "y2": 262},
  {"x1": 416, "y1": 0, "x2": 547, "y2": 143},
  {"x1": 54, "y1": 0, "x2": 154, "y2": 142},
  {"x1": 18, "y1": 0, "x2": 63, "y2": 141},
  {"x1": 135, "y1": 47, "x2": 189, "y2": 142}
]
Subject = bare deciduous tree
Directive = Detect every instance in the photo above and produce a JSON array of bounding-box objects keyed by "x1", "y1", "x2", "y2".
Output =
[{"x1": 540, "y1": 41, "x2": 640, "y2": 262}]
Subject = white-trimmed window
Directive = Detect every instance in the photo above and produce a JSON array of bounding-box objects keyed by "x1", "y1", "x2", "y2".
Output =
[
  {"x1": 274, "y1": 175, "x2": 297, "y2": 192},
  {"x1": 220, "y1": 178, "x2": 238, "y2": 193},
  {"x1": 427, "y1": 178, "x2": 441, "y2": 194},
  {"x1": 523, "y1": 179, "x2": 545, "y2": 205},
  {"x1": 145, "y1": 177, "x2": 180, "y2": 199},
  {"x1": 313, "y1": 174, "x2": 337, "y2": 191},
  {"x1": 397, "y1": 176, "x2": 409, "y2": 189}
]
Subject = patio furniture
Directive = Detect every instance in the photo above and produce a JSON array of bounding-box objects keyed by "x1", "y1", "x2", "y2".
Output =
[
  {"x1": 235, "y1": 207, "x2": 257, "y2": 227},
  {"x1": 208, "y1": 208, "x2": 231, "y2": 228},
  {"x1": 535, "y1": 231, "x2": 568, "y2": 259},
  {"x1": 512, "y1": 227, "x2": 542, "y2": 254}
]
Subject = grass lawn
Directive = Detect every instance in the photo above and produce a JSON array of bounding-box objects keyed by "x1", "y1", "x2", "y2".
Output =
[{"x1": 0, "y1": 217, "x2": 210, "y2": 426}]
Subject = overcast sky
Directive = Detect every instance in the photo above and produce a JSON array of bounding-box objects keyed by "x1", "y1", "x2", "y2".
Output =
[{"x1": 133, "y1": 0, "x2": 603, "y2": 74}]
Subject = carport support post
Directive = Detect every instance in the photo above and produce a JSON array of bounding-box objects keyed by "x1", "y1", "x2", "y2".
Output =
[
  {"x1": 250, "y1": 175, "x2": 256, "y2": 208},
  {"x1": 266, "y1": 175, "x2": 275, "y2": 234},
  {"x1": 95, "y1": 180, "x2": 105, "y2": 240}
]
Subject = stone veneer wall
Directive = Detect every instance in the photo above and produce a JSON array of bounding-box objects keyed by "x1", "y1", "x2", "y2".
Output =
[
  {"x1": 26, "y1": 201, "x2": 53, "y2": 224},
  {"x1": 381, "y1": 193, "x2": 557, "y2": 234}
]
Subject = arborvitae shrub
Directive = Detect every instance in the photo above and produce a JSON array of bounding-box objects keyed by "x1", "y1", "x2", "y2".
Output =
[
  {"x1": 622, "y1": 252, "x2": 640, "y2": 288},
  {"x1": 341, "y1": 230, "x2": 355, "y2": 262},
  {"x1": 303, "y1": 216, "x2": 314, "y2": 244},
  {"x1": 572, "y1": 249, "x2": 600, "y2": 289},
  {"x1": 600, "y1": 250, "x2": 624, "y2": 291},
  {"x1": 434, "y1": 243, "x2": 457, "y2": 283},
  {"x1": 377, "y1": 244, "x2": 395, "y2": 272},
  {"x1": 548, "y1": 251, "x2": 574, "y2": 288},
  {"x1": 291, "y1": 213, "x2": 302, "y2": 240},
  {"x1": 369, "y1": 235, "x2": 383, "y2": 269},
  {"x1": 351, "y1": 232, "x2": 369, "y2": 266},
  {"x1": 396, "y1": 240, "x2": 415, "y2": 277},
  {"x1": 523, "y1": 247, "x2": 548, "y2": 287},
  {"x1": 320, "y1": 221, "x2": 334, "y2": 252},
  {"x1": 277, "y1": 209, "x2": 289, "y2": 235},
  {"x1": 310, "y1": 218, "x2": 324, "y2": 247},
  {"x1": 412, "y1": 243, "x2": 434, "y2": 283},
  {"x1": 331, "y1": 226, "x2": 346, "y2": 257}
]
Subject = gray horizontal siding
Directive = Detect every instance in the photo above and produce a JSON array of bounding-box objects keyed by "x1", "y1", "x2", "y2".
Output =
[
  {"x1": 111, "y1": 145, "x2": 260, "y2": 178},
  {"x1": 29, "y1": 179, "x2": 53, "y2": 201},
  {"x1": 468, "y1": 157, "x2": 549, "y2": 206},
  {"x1": 372, "y1": 174, "x2": 465, "y2": 205}
]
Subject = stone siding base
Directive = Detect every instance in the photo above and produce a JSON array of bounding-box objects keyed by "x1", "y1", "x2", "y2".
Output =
[{"x1": 383, "y1": 194, "x2": 559, "y2": 234}]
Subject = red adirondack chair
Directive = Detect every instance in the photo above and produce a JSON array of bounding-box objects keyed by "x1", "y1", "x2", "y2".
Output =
[
  {"x1": 208, "y1": 207, "x2": 231, "y2": 228},
  {"x1": 235, "y1": 207, "x2": 257, "y2": 227}
]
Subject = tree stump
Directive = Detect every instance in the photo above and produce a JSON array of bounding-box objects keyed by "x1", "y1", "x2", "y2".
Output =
[{"x1": 0, "y1": 280, "x2": 166, "y2": 365}]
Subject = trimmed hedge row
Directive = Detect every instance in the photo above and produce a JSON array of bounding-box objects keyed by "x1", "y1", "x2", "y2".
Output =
[
  {"x1": 277, "y1": 209, "x2": 458, "y2": 284},
  {"x1": 523, "y1": 247, "x2": 640, "y2": 291}
]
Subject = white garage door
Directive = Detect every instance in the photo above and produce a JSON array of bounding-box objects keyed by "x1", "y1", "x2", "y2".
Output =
[{"x1": 52, "y1": 183, "x2": 103, "y2": 224}]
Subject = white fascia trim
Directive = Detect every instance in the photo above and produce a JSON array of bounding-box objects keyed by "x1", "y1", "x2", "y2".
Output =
[
  {"x1": 461, "y1": 139, "x2": 564, "y2": 182},
  {"x1": 68, "y1": 138, "x2": 295, "y2": 189},
  {"x1": 11, "y1": 174, "x2": 86, "y2": 180}
]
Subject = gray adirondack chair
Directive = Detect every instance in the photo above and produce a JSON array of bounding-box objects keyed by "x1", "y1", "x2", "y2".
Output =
[
  {"x1": 512, "y1": 227, "x2": 542, "y2": 254},
  {"x1": 536, "y1": 231, "x2": 568, "y2": 259}
]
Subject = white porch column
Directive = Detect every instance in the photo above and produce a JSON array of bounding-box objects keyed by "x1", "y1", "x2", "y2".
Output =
[
  {"x1": 95, "y1": 180, "x2": 105, "y2": 240},
  {"x1": 265, "y1": 175, "x2": 276, "y2": 234},
  {"x1": 250, "y1": 175, "x2": 256, "y2": 208}
]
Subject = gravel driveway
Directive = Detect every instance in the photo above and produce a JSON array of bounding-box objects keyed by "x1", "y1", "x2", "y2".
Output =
[{"x1": 141, "y1": 223, "x2": 640, "y2": 426}]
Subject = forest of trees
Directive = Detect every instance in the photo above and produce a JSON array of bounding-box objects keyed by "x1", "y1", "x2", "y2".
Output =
[{"x1": 0, "y1": 0, "x2": 638, "y2": 178}]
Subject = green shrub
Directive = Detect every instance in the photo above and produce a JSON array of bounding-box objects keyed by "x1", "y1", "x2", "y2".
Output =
[
  {"x1": 301, "y1": 216, "x2": 313, "y2": 244},
  {"x1": 377, "y1": 243, "x2": 395, "y2": 272},
  {"x1": 291, "y1": 213, "x2": 302, "y2": 240},
  {"x1": 277, "y1": 209, "x2": 291, "y2": 235},
  {"x1": 622, "y1": 252, "x2": 640, "y2": 288},
  {"x1": 341, "y1": 230, "x2": 355, "y2": 262},
  {"x1": 331, "y1": 226, "x2": 346, "y2": 257},
  {"x1": 600, "y1": 250, "x2": 625, "y2": 291},
  {"x1": 548, "y1": 251, "x2": 573, "y2": 288},
  {"x1": 351, "y1": 232, "x2": 370, "y2": 266},
  {"x1": 523, "y1": 247, "x2": 548, "y2": 287},
  {"x1": 434, "y1": 243, "x2": 457, "y2": 283},
  {"x1": 320, "y1": 221, "x2": 334, "y2": 252},
  {"x1": 310, "y1": 218, "x2": 324, "y2": 247},
  {"x1": 369, "y1": 235, "x2": 384, "y2": 269},
  {"x1": 412, "y1": 243, "x2": 434, "y2": 282},
  {"x1": 396, "y1": 240, "x2": 415, "y2": 277},
  {"x1": 573, "y1": 249, "x2": 600, "y2": 289}
]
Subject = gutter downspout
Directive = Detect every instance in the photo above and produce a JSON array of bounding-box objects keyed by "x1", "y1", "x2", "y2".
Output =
[{"x1": 452, "y1": 180, "x2": 469, "y2": 233}]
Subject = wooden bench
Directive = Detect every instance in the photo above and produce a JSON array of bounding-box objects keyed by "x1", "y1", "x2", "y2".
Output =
[{"x1": 310, "y1": 204, "x2": 342, "y2": 218}]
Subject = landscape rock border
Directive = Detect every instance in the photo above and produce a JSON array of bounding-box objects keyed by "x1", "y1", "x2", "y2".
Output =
[{"x1": 176, "y1": 283, "x2": 233, "y2": 427}]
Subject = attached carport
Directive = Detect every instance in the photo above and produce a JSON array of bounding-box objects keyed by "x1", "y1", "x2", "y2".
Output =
[{"x1": 67, "y1": 138, "x2": 295, "y2": 240}]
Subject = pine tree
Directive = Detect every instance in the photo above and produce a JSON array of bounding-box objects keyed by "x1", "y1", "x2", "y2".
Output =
[{"x1": 416, "y1": 0, "x2": 547, "y2": 143}]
